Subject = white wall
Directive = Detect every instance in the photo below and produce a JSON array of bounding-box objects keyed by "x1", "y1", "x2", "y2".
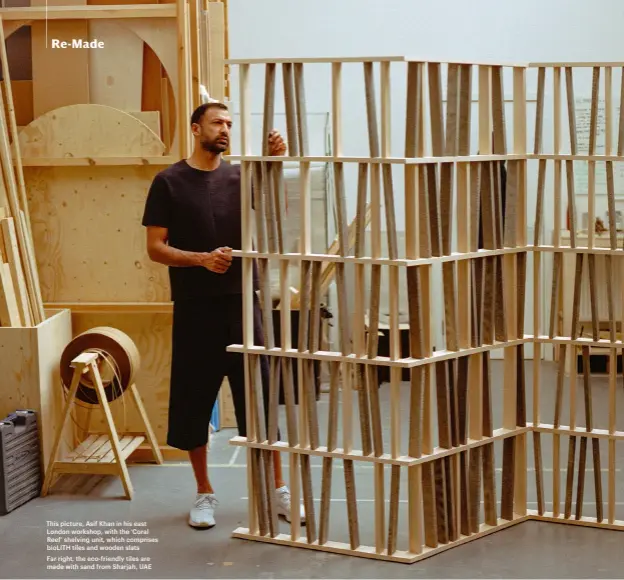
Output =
[{"x1": 227, "y1": 0, "x2": 624, "y2": 356}]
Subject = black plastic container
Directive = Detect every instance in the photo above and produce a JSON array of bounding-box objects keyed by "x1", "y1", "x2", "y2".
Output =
[{"x1": 0, "y1": 410, "x2": 42, "y2": 515}]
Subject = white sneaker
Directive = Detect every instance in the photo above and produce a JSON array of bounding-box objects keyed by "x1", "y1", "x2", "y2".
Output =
[
  {"x1": 275, "y1": 486, "x2": 306, "y2": 524},
  {"x1": 189, "y1": 493, "x2": 218, "y2": 528}
]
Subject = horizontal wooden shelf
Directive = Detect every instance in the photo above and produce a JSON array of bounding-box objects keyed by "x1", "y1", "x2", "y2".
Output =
[
  {"x1": 225, "y1": 153, "x2": 624, "y2": 164},
  {"x1": 226, "y1": 56, "x2": 406, "y2": 65},
  {"x1": 232, "y1": 247, "x2": 529, "y2": 266},
  {"x1": 44, "y1": 302, "x2": 173, "y2": 313},
  {"x1": 530, "y1": 153, "x2": 624, "y2": 161},
  {"x1": 19, "y1": 156, "x2": 177, "y2": 167},
  {"x1": 529, "y1": 62, "x2": 624, "y2": 68},
  {"x1": 226, "y1": 56, "x2": 528, "y2": 68},
  {"x1": 534, "y1": 335, "x2": 624, "y2": 348},
  {"x1": 51, "y1": 433, "x2": 145, "y2": 475},
  {"x1": 232, "y1": 515, "x2": 529, "y2": 564},
  {"x1": 226, "y1": 154, "x2": 525, "y2": 164},
  {"x1": 410, "y1": 338, "x2": 528, "y2": 367},
  {"x1": 530, "y1": 423, "x2": 624, "y2": 440},
  {"x1": 532, "y1": 245, "x2": 624, "y2": 255},
  {"x1": 0, "y1": 4, "x2": 176, "y2": 19},
  {"x1": 224, "y1": 155, "x2": 405, "y2": 164},
  {"x1": 404, "y1": 57, "x2": 528, "y2": 67},
  {"x1": 226, "y1": 345, "x2": 412, "y2": 367},
  {"x1": 226, "y1": 339, "x2": 529, "y2": 367},
  {"x1": 406, "y1": 154, "x2": 527, "y2": 164},
  {"x1": 227, "y1": 58, "x2": 624, "y2": 69},
  {"x1": 529, "y1": 511, "x2": 624, "y2": 531},
  {"x1": 232, "y1": 528, "x2": 416, "y2": 563},
  {"x1": 229, "y1": 427, "x2": 529, "y2": 467}
]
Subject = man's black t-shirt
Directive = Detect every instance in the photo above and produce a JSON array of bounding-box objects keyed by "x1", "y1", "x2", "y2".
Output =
[{"x1": 142, "y1": 159, "x2": 258, "y2": 301}]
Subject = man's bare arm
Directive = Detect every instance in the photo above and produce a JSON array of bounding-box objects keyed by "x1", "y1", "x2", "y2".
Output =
[{"x1": 146, "y1": 226, "x2": 232, "y2": 273}]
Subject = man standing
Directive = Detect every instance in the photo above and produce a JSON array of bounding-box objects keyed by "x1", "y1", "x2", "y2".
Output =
[{"x1": 142, "y1": 101, "x2": 304, "y2": 529}]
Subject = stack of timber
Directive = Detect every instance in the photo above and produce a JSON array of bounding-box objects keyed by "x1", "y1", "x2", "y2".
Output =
[{"x1": 0, "y1": 21, "x2": 44, "y2": 328}]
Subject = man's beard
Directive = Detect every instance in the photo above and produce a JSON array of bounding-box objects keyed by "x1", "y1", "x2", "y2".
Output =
[{"x1": 200, "y1": 137, "x2": 228, "y2": 153}]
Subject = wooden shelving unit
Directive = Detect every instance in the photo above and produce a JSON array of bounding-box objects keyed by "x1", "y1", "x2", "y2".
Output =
[
  {"x1": 2, "y1": 0, "x2": 229, "y2": 459},
  {"x1": 223, "y1": 54, "x2": 624, "y2": 564}
]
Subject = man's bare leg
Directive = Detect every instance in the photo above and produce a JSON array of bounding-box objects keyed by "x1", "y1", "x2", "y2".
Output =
[
  {"x1": 190, "y1": 446, "x2": 281, "y2": 493},
  {"x1": 189, "y1": 444, "x2": 214, "y2": 494}
]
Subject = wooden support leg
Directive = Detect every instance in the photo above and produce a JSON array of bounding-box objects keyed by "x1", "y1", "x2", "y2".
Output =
[
  {"x1": 128, "y1": 384, "x2": 163, "y2": 464},
  {"x1": 89, "y1": 360, "x2": 133, "y2": 500},
  {"x1": 41, "y1": 354, "x2": 95, "y2": 496}
]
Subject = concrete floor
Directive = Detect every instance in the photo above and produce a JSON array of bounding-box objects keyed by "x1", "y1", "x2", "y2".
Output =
[{"x1": 2, "y1": 359, "x2": 624, "y2": 578}]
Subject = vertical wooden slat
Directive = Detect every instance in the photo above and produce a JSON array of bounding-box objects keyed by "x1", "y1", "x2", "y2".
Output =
[
  {"x1": 608, "y1": 334, "x2": 617, "y2": 523},
  {"x1": 387, "y1": 465, "x2": 401, "y2": 555},
  {"x1": 363, "y1": 61, "x2": 380, "y2": 157},
  {"x1": 332, "y1": 62, "x2": 342, "y2": 156},
  {"x1": 618, "y1": 66, "x2": 624, "y2": 156},
  {"x1": 469, "y1": 446, "x2": 482, "y2": 533},
  {"x1": 479, "y1": 65, "x2": 492, "y2": 154},
  {"x1": 534, "y1": 66, "x2": 546, "y2": 250},
  {"x1": 564, "y1": 434, "x2": 576, "y2": 519},
  {"x1": 250, "y1": 356, "x2": 271, "y2": 535},
  {"x1": 406, "y1": 62, "x2": 425, "y2": 549},
  {"x1": 176, "y1": 0, "x2": 192, "y2": 158},
  {"x1": 383, "y1": 58, "x2": 401, "y2": 552},
  {"x1": 605, "y1": 67, "x2": 613, "y2": 156},
  {"x1": 238, "y1": 63, "x2": 259, "y2": 537},
  {"x1": 441, "y1": 65, "x2": 458, "y2": 358},
  {"x1": 565, "y1": 66, "x2": 577, "y2": 155},
  {"x1": 588, "y1": 67, "x2": 600, "y2": 250},
  {"x1": 491, "y1": 65, "x2": 506, "y2": 154},
  {"x1": 354, "y1": 165, "x2": 372, "y2": 459},
  {"x1": 282, "y1": 63, "x2": 298, "y2": 156},
  {"x1": 293, "y1": 63, "x2": 309, "y2": 156},
  {"x1": 428, "y1": 62, "x2": 445, "y2": 156},
  {"x1": 482, "y1": 442, "x2": 497, "y2": 525},
  {"x1": 501, "y1": 437, "x2": 516, "y2": 520},
  {"x1": 344, "y1": 458, "x2": 360, "y2": 549},
  {"x1": 534, "y1": 67, "x2": 546, "y2": 154},
  {"x1": 319, "y1": 362, "x2": 340, "y2": 544},
  {"x1": 459, "y1": 64, "x2": 473, "y2": 156}
]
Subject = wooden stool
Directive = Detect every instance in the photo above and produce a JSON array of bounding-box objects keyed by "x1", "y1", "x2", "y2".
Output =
[{"x1": 41, "y1": 351, "x2": 163, "y2": 499}]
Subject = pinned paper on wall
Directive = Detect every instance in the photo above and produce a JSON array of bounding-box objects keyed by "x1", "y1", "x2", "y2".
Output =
[{"x1": 574, "y1": 97, "x2": 624, "y2": 196}]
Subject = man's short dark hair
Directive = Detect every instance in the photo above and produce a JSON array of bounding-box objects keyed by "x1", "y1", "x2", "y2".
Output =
[{"x1": 190, "y1": 102, "x2": 229, "y2": 126}]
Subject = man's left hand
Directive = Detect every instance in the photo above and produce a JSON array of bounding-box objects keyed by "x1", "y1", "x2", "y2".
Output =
[{"x1": 267, "y1": 130, "x2": 287, "y2": 156}]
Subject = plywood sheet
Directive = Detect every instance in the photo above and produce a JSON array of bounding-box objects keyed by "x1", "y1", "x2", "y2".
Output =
[
  {"x1": 120, "y1": 19, "x2": 178, "y2": 153},
  {"x1": 71, "y1": 312, "x2": 172, "y2": 446},
  {"x1": 141, "y1": 41, "x2": 163, "y2": 113},
  {"x1": 130, "y1": 111, "x2": 160, "y2": 137},
  {"x1": 25, "y1": 166, "x2": 170, "y2": 302},
  {"x1": 88, "y1": 20, "x2": 143, "y2": 111},
  {"x1": 5, "y1": 80, "x2": 32, "y2": 127},
  {"x1": 207, "y1": 1, "x2": 225, "y2": 102},
  {"x1": 31, "y1": 21, "x2": 90, "y2": 117},
  {"x1": 0, "y1": 309, "x2": 73, "y2": 471},
  {"x1": 19, "y1": 103, "x2": 165, "y2": 157},
  {"x1": 5, "y1": 24, "x2": 31, "y2": 80}
]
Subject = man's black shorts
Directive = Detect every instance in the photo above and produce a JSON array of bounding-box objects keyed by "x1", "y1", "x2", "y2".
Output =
[{"x1": 166, "y1": 293, "x2": 270, "y2": 451}]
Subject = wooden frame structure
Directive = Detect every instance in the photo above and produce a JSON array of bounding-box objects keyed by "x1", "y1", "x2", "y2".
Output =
[
  {"x1": 224, "y1": 56, "x2": 624, "y2": 563},
  {"x1": 41, "y1": 351, "x2": 163, "y2": 500},
  {"x1": 530, "y1": 61, "x2": 624, "y2": 528},
  {"x1": 1, "y1": 0, "x2": 228, "y2": 461}
]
